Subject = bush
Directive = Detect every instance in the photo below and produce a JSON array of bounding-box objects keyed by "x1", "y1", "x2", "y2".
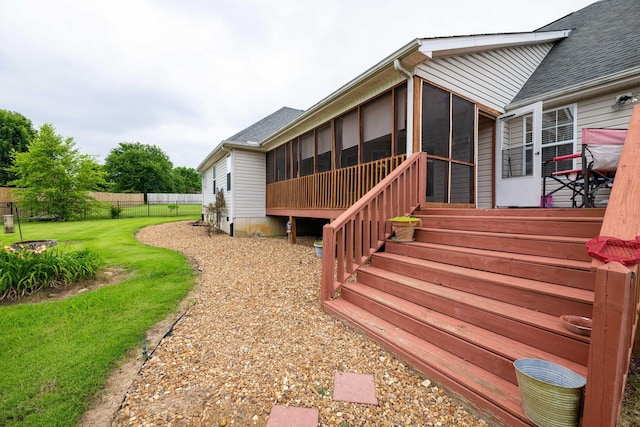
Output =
[
  {"x1": 0, "y1": 244, "x2": 101, "y2": 301},
  {"x1": 110, "y1": 205, "x2": 123, "y2": 219}
]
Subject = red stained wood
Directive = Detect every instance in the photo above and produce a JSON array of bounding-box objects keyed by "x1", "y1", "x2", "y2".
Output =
[
  {"x1": 386, "y1": 240, "x2": 594, "y2": 289},
  {"x1": 323, "y1": 299, "x2": 534, "y2": 427},
  {"x1": 341, "y1": 282, "x2": 587, "y2": 382},
  {"x1": 416, "y1": 228, "x2": 592, "y2": 261},
  {"x1": 422, "y1": 215, "x2": 602, "y2": 238},
  {"x1": 370, "y1": 252, "x2": 593, "y2": 318}
]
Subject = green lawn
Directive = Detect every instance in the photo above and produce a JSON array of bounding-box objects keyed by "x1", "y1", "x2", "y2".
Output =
[{"x1": 0, "y1": 217, "x2": 198, "y2": 426}]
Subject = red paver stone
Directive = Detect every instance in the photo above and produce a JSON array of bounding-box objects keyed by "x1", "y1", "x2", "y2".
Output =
[
  {"x1": 266, "y1": 405, "x2": 319, "y2": 427},
  {"x1": 332, "y1": 372, "x2": 378, "y2": 405}
]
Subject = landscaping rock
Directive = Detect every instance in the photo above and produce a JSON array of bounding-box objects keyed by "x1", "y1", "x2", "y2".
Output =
[{"x1": 110, "y1": 221, "x2": 488, "y2": 427}]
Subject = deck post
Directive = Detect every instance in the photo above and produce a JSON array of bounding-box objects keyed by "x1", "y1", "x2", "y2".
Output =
[
  {"x1": 582, "y1": 262, "x2": 638, "y2": 426},
  {"x1": 287, "y1": 216, "x2": 296, "y2": 244}
]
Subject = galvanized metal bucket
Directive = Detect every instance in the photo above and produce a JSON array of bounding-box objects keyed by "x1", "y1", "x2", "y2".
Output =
[{"x1": 514, "y1": 358, "x2": 586, "y2": 427}]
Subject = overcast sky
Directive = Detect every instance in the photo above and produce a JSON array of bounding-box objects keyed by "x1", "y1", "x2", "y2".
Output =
[{"x1": 1, "y1": 0, "x2": 597, "y2": 170}]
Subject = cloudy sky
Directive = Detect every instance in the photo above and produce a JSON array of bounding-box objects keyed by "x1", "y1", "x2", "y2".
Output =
[{"x1": 1, "y1": 0, "x2": 596, "y2": 169}]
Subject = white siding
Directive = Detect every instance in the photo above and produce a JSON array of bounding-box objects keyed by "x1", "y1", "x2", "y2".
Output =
[
  {"x1": 541, "y1": 87, "x2": 638, "y2": 207},
  {"x1": 218, "y1": 157, "x2": 230, "y2": 233},
  {"x1": 477, "y1": 116, "x2": 494, "y2": 208},
  {"x1": 201, "y1": 158, "x2": 231, "y2": 233},
  {"x1": 202, "y1": 167, "x2": 215, "y2": 208},
  {"x1": 234, "y1": 150, "x2": 266, "y2": 218},
  {"x1": 416, "y1": 44, "x2": 553, "y2": 112}
]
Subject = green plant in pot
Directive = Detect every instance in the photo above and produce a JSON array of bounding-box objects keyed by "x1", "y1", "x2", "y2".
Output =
[{"x1": 388, "y1": 216, "x2": 422, "y2": 242}]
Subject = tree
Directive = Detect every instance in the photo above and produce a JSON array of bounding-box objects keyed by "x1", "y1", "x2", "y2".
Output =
[
  {"x1": 104, "y1": 142, "x2": 174, "y2": 193},
  {"x1": 172, "y1": 166, "x2": 202, "y2": 193},
  {"x1": 9, "y1": 123, "x2": 105, "y2": 220},
  {"x1": 0, "y1": 109, "x2": 36, "y2": 185}
]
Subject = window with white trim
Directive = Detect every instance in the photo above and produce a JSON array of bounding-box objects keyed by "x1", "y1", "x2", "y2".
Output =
[{"x1": 541, "y1": 105, "x2": 576, "y2": 176}]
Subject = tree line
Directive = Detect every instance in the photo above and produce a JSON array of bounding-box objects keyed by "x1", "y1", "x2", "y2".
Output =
[{"x1": 1, "y1": 109, "x2": 202, "y2": 220}]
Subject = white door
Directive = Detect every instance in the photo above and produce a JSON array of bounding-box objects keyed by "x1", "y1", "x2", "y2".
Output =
[{"x1": 495, "y1": 102, "x2": 542, "y2": 207}]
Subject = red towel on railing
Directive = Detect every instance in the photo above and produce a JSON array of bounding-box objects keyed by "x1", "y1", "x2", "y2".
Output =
[{"x1": 586, "y1": 236, "x2": 640, "y2": 265}]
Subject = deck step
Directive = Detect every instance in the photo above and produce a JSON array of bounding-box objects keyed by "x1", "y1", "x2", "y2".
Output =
[
  {"x1": 417, "y1": 207, "x2": 606, "y2": 218},
  {"x1": 415, "y1": 227, "x2": 592, "y2": 262},
  {"x1": 370, "y1": 252, "x2": 594, "y2": 318},
  {"x1": 385, "y1": 240, "x2": 594, "y2": 289},
  {"x1": 323, "y1": 298, "x2": 534, "y2": 427},
  {"x1": 417, "y1": 215, "x2": 601, "y2": 238},
  {"x1": 324, "y1": 207, "x2": 597, "y2": 426},
  {"x1": 357, "y1": 266, "x2": 590, "y2": 365},
  {"x1": 341, "y1": 281, "x2": 588, "y2": 383}
]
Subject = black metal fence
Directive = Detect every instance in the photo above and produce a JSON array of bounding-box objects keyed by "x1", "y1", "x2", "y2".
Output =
[{"x1": 1, "y1": 201, "x2": 202, "y2": 221}]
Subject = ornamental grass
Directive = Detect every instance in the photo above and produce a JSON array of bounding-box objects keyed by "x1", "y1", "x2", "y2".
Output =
[{"x1": 0, "y1": 244, "x2": 101, "y2": 301}]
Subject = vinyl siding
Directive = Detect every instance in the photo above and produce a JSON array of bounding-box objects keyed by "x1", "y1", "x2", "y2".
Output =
[
  {"x1": 234, "y1": 150, "x2": 266, "y2": 218},
  {"x1": 416, "y1": 44, "x2": 554, "y2": 112},
  {"x1": 541, "y1": 87, "x2": 638, "y2": 207},
  {"x1": 202, "y1": 167, "x2": 215, "y2": 208},
  {"x1": 477, "y1": 116, "x2": 494, "y2": 208},
  {"x1": 201, "y1": 158, "x2": 230, "y2": 233}
]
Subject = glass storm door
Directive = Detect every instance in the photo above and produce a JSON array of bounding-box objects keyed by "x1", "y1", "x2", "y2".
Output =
[{"x1": 495, "y1": 102, "x2": 542, "y2": 207}]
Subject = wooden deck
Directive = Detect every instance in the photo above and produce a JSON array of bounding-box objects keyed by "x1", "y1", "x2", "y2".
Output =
[
  {"x1": 318, "y1": 105, "x2": 640, "y2": 426},
  {"x1": 324, "y1": 207, "x2": 600, "y2": 426}
]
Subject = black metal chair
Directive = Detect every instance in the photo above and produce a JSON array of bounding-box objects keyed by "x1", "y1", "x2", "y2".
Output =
[{"x1": 542, "y1": 128, "x2": 626, "y2": 208}]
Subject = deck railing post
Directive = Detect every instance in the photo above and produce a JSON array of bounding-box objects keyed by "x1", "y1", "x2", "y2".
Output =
[
  {"x1": 319, "y1": 152, "x2": 427, "y2": 305},
  {"x1": 582, "y1": 105, "x2": 640, "y2": 424},
  {"x1": 583, "y1": 263, "x2": 637, "y2": 426}
]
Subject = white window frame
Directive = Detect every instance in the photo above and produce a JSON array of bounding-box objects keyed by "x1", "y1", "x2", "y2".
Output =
[{"x1": 540, "y1": 104, "x2": 578, "y2": 175}]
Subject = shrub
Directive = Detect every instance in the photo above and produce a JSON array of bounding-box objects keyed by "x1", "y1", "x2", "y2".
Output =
[
  {"x1": 110, "y1": 205, "x2": 123, "y2": 219},
  {"x1": 168, "y1": 203, "x2": 179, "y2": 216},
  {"x1": 0, "y1": 244, "x2": 101, "y2": 301}
]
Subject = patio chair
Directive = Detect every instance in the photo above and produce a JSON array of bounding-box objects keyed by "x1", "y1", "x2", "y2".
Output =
[{"x1": 542, "y1": 128, "x2": 626, "y2": 207}]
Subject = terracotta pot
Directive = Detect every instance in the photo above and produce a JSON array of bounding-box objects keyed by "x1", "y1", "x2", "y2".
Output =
[{"x1": 391, "y1": 219, "x2": 421, "y2": 242}]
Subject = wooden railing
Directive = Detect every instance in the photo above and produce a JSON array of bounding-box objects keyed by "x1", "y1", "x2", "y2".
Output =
[
  {"x1": 266, "y1": 155, "x2": 406, "y2": 210},
  {"x1": 583, "y1": 105, "x2": 640, "y2": 426},
  {"x1": 320, "y1": 152, "x2": 427, "y2": 301}
]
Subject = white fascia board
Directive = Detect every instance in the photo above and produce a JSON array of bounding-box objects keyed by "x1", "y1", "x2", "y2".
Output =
[
  {"x1": 196, "y1": 142, "x2": 229, "y2": 172},
  {"x1": 260, "y1": 39, "x2": 423, "y2": 146},
  {"x1": 418, "y1": 30, "x2": 571, "y2": 58},
  {"x1": 507, "y1": 66, "x2": 640, "y2": 111}
]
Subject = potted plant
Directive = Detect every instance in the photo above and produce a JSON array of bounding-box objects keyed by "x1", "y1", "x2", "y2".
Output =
[
  {"x1": 313, "y1": 240, "x2": 323, "y2": 258},
  {"x1": 388, "y1": 216, "x2": 422, "y2": 242}
]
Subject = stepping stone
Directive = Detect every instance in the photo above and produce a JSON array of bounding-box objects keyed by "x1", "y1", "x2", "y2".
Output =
[
  {"x1": 332, "y1": 372, "x2": 378, "y2": 405},
  {"x1": 266, "y1": 405, "x2": 319, "y2": 427}
]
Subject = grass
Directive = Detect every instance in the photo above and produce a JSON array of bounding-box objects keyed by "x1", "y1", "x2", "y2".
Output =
[{"x1": 0, "y1": 216, "x2": 198, "y2": 426}]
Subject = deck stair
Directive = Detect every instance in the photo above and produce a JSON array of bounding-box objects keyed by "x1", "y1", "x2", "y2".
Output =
[{"x1": 323, "y1": 207, "x2": 604, "y2": 426}]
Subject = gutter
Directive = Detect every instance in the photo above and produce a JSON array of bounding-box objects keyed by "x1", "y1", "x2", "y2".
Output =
[
  {"x1": 196, "y1": 140, "x2": 266, "y2": 172},
  {"x1": 393, "y1": 59, "x2": 414, "y2": 156},
  {"x1": 507, "y1": 66, "x2": 640, "y2": 111}
]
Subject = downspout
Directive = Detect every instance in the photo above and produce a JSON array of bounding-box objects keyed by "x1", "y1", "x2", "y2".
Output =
[{"x1": 394, "y1": 59, "x2": 414, "y2": 156}]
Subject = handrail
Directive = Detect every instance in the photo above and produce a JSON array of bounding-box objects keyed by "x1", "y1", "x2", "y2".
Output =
[
  {"x1": 320, "y1": 152, "x2": 427, "y2": 301},
  {"x1": 583, "y1": 105, "x2": 640, "y2": 426}
]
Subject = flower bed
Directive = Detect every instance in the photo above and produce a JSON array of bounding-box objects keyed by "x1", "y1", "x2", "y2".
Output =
[{"x1": 0, "y1": 243, "x2": 101, "y2": 301}]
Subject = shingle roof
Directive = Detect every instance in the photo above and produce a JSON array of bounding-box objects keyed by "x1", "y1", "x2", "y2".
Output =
[
  {"x1": 511, "y1": 0, "x2": 640, "y2": 105},
  {"x1": 226, "y1": 107, "x2": 304, "y2": 144}
]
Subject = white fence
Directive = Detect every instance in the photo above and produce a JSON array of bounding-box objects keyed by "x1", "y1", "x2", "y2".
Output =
[{"x1": 147, "y1": 193, "x2": 202, "y2": 204}]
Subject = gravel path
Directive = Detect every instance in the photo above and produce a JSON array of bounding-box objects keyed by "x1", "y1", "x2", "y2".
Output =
[{"x1": 111, "y1": 221, "x2": 489, "y2": 427}]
